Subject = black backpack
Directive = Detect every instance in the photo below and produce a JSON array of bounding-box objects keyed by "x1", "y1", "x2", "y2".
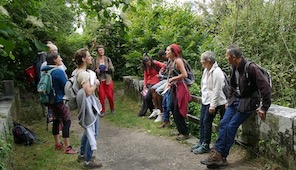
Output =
[
  {"x1": 12, "y1": 122, "x2": 39, "y2": 146},
  {"x1": 244, "y1": 61, "x2": 272, "y2": 88},
  {"x1": 34, "y1": 52, "x2": 47, "y2": 84},
  {"x1": 222, "y1": 71, "x2": 230, "y2": 98},
  {"x1": 172, "y1": 58, "x2": 195, "y2": 86}
]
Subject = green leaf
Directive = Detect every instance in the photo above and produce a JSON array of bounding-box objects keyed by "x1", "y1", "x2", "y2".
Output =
[
  {"x1": 9, "y1": 52, "x2": 15, "y2": 60},
  {"x1": 0, "y1": 37, "x2": 15, "y2": 53},
  {"x1": 34, "y1": 39, "x2": 47, "y2": 52}
]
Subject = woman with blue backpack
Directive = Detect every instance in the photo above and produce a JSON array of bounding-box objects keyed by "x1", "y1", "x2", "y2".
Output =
[{"x1": 41, "y1": 53, "x2": 76, "y2": 154}]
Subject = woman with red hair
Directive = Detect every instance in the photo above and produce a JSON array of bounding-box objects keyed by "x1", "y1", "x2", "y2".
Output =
[{"x1": 165, "y1": 44, "x2": 191, "y2": 140}]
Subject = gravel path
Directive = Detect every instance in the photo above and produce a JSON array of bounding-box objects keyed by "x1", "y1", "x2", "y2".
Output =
[
  {"x1": 73, "y1": 118, "x2": 262, "y2": 170},
  {"x1": 70, "y1": 88, "x2": 262, "y2": 170}
]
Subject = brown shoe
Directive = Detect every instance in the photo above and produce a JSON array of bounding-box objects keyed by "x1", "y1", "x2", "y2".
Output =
[
  {"x1": 176, "y1": 134, "x2": 190, "y2": 141},
  {"x1": 200, "y1": 149, "x2": 223, "y2": 166},
  {"x1": 222, "y1": 157, "x2": 229, "y2": 166},
  {"x1": 158, "y1": 121, "x2": 170, "y2": 128}
]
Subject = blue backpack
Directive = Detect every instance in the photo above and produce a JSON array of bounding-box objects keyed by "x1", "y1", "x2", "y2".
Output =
[{"x1": 37, "y1": 68, "x2": 57, "y2": 105}]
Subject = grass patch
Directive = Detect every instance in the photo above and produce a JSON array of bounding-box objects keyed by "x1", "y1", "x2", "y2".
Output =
[
  {"x1": 104, "y1": 82, "x2": 179, "y2": 137},
  {"x1": 8, "y1": 92, "x2": 82, "y2": 170}
]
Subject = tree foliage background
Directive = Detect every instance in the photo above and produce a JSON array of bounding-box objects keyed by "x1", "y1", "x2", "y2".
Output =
[{"x1": 0, "y1": 0, "x2": 295, "y2": 108}]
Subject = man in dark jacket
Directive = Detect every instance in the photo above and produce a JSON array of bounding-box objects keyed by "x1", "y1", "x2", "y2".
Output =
[{"x1": 201, "y1": 45, "x2": 272, "y2": 167}]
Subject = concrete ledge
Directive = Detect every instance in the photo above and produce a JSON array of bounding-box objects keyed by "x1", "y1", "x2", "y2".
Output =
[{"x1": 0, "y1": 88, "x2": 20, "y2": 137}]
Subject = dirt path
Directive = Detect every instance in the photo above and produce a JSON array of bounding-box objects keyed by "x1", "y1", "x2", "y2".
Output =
[
  {"x1": 71, "y1": 117, "x2": 261, "y2": 170},
  {"x1": 70, "y1": 89, "x2": 262, "y2": 170}
]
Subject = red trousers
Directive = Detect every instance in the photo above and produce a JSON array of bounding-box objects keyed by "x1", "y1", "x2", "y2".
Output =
[{"x1": 97, "y1": 81, "x2": 114, "y2": 113}]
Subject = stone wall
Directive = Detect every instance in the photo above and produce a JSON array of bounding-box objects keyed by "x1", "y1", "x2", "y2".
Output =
[
  {"x1": 0, "y1": 88, "x2": 20, "y2": 137},
  {"x1": 123, "y1": 76, "x2": 296, "y2": 169}
]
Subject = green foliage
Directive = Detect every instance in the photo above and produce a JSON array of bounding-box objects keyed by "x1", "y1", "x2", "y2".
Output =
[
  {"x1": 0, "y1": 0, "x2": 295, "y2": 110},
  {"x1": 124, "y1": 0, "x2": 212, "y2": 61},
  {"x1": 0, "y1": 0, "x2": 76, "y2": 91},
  {"x1": 205, "y1": 0, "x2": 296, "y2": 107},
  {"x1": 0, "y1": 131, "x2": 12, "y2": 170},
  {"x1": 257, "y1": 139, "x2": 289, "y2": 169}
]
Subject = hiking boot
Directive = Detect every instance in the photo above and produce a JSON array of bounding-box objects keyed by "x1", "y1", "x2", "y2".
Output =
[
  {"x1": 55, "y1": 142, "x2": 63, "y2": 150},
  {"x1": 158, "y1": 121, "x2": 170, "y2": 128},
  {"x1": 200, "y1": 149, "x2": 223, "y2": 166},
  {"x1": 84, "y1": 160, "x2": 102, "y2": 169},
  {"x1": 176, "y1": 134, "x2": 190, "y2": 141},
  {"x1": 192, "y1": 143, "x2": 210, "y2": 154},
  {"x1": 190, "y1": 143, "x2": 202, "y2": 151},
  {"x1": 149, "y1": 109, "x2": 160, "y2": 119},
  {"x1": 64, "y1": 146, "x2": 77, "y2": 154}
]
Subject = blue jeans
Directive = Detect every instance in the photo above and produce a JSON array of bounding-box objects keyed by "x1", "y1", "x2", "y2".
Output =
[
  {"x1": 80, "y1": 116, "x2": 99, "y2": 162},
  {"x1": 214, "y1": 101, "x2": 251, "y2": 158},
  {"x1": 162, "y1": 91, "x2": 170, "y2": 122},
  {"x1": 199, "y1": 104, "x2": 225, "y2": 145}
]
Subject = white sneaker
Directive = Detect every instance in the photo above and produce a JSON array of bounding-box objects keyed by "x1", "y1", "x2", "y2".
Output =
[
  {"x1": 149, "y1": 109, "x2": 159, "y2": 119},
  {"x1": 154, "y1": 113, "x2": 163, "y2": 122}
]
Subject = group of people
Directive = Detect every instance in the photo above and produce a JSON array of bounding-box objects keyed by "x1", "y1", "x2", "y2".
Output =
[
  {"x1": 138, "y1": 44, "x2": 272, "y2": 167},
  {"x1": 138, "y1": 44, "x2": 191, "y2": 140},
  {"x1": 37, "y1": 42, "x2": 115, "y2": 169},
  {"x1": 37, "y1": 41, "x2": 271, "y2": 168}
]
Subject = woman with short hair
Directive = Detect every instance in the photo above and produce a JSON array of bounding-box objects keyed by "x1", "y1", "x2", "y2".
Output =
[{"x1": 191, "y1": 51, "x2": 227, "y2": 154}]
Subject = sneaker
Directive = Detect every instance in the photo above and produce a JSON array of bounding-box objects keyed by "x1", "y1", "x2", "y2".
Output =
[
  {"x1": 154, "y1": 113, "x2": 163, "y2": 122},
  {"x1": 84, "y1": 160, "x2": 102, "y2": 169},
  {"x1": 111, "y1": 110, "x2": 116, "y2": 114},
  {"x1": 176, "y1": 134, "x2": 190, "y2": 141},
  {"x1": 200, "y1": 149, "x2": 223, "y2": 166},
  {"x1": 55, "y1": 142, "x2": 63, "y2": 150},
  {"x1": 148, "y1": 109, "x2": 160, "y2": 119},
  {"x1": 192, "y1": 143, "x2": 210, "y2": 154},
  {"x1": 191, "y1": 143, "x2": 202, "y2": 151},
  {"x1": 47, "y1": 115, "x2": 53, "y2": 123},
  {"x1": 99, "y1": 112, "x2": 105, "y2": 117},
  {"x1": 64, "y1": 146, "x2": 77, "y2": 154}
]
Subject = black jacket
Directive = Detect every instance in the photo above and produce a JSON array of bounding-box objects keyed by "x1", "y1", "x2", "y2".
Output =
[{"x1": 228, "y1": 57, "x2": 271, "y2": 112}]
